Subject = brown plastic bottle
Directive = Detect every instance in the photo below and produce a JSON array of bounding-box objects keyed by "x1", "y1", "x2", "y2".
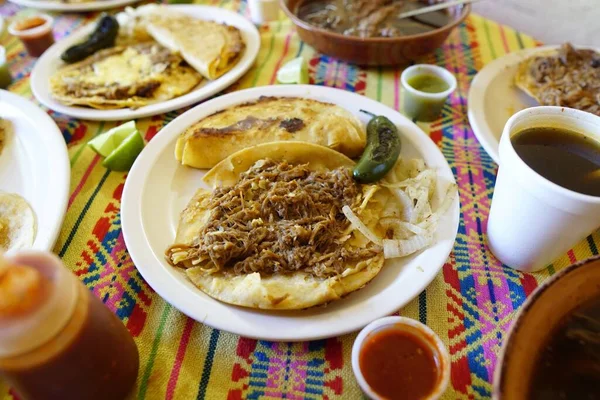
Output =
[{"x1": 0, "y1": 251, "x2": 139, "y2": 400}]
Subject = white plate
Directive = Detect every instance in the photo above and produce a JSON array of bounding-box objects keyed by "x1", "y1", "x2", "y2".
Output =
[
  {"x1": 31, "y1": 5, "x2": 260, "y2": 121},
  {"x1": 8, "y1": 0, "x2": 142, "y2": 13},
  {"x1": 468, "y1": 45, "x2": 555, "y2": 163},
  {"x1": 0, "y1": 90, "x2": 70, "y2": 252},
  {"x1": 121, "y1": 85, "x2": 460, "y2": 341}
]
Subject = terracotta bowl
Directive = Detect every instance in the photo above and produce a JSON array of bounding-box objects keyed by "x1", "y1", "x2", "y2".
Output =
[
  {"x1": 493, "y1": 256, "x2": 600, "y2": 400},
  {"x1": 280, "y1": 0, "x2": 471, "y2": 66}
]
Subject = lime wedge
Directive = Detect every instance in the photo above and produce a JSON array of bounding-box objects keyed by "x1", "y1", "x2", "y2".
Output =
[
  {"x1": 276, "y1": 57, "x2": 309, "y2": 85},
  {"x1": 102, "y1": 130, "x2": 145, "y2": 172},
  {"x1": 89, "y1": 121, "x2": 137, "y2": 157}
]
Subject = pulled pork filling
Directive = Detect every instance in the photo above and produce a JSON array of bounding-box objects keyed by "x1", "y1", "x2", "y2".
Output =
[
  {"x1": 528, "y1": 43, "x2": 600, "y2": 116},
  {"x1": 167, "y1": 159, "x2": 381, "y2": 278}
]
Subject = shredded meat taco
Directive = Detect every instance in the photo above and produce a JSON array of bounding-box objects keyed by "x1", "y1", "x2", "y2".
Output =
[
  {"x1": 166, "y1": 142, "x2": 385, "y2": 310},
  {"x1": 515, "y1": 43, "x2": 600, "y2": 116},
  {"x1": 166, "y1": 141, "x2": 456, "y2": 310}
]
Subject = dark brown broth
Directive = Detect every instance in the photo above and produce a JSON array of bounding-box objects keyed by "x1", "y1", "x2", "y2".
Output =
[
  {"x1": 296, "y1": 0, "x2": 451, "y2": 38},
  {"x1": 512, "y1": 127, "x2": 600, "y2": 196},
  {"x1": 528, "y1": 297, "x2": 600, "y2": 400}
]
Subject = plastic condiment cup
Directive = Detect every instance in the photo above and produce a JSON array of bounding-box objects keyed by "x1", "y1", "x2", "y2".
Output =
[
  {"x1": 401, "y1": 64, "x2": 457, "y2": 122},
  {"x1": 352, "y1": 316, "x2": 451, "y2": 400},
  {"x1": 487, "y1": 106, "x2": 600, "y2": 273},
  {"x1": 8, "y1": 14, "x2": 55, "y2": 58},
  {"x1": 249, "y1": 0, "x2": 279, "y2": 24}
]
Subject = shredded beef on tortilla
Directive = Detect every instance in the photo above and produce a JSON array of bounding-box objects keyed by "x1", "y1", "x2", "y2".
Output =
[
  {"x1": 167, "y1": 159, "x2": 381, "y2": 278},
  {"x1": 526, "y1": 43, "x2": 600, "y2": 116}
]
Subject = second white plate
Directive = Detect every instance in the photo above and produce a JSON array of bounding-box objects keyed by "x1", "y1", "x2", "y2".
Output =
[
  {"x1": 468, "y1": 46, "x2": 549, "y2": 163},
  {"x1": 121, "y1": 85, "x2": 460, "y2": 341},
  {"x1": 31, "y1": 5, "x2": 260, "y2": 121},
  {"x1": 0, "y1": 90, "x2": 70, "y2": 253}
]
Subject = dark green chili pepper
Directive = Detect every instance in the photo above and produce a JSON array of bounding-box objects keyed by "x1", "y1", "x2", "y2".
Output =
[
  {"x1": 353, "y1": 110, "x2": 401, "y2": 183},
  {"x1": 61, "y1": 14, "x2": 119, "y2": 64}
]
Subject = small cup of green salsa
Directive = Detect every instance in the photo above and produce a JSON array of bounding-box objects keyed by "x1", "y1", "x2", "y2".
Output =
[{"x1": 400, "y1": 64, "x2": 457, "y2": 122}]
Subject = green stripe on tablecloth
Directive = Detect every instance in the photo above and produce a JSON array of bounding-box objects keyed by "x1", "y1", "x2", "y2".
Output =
[
  {"x1": 515, "y1": 31, "x2": 525, "y2": 50},
  {"x1": 58, "y1": 170, "x2": 110, "y2": 257},
  {"x1": 482, "y1": 20, "x2": 497, "y2": 59},
  {"x1": 138, "y1": 303, "x2": 172, "y2": 400},
  {"x1": 196, "y1": 329, "x2": 221, "y2": 400},
  {"x1": 251, "y1": 20, "x2": 282, "y2": 87}
]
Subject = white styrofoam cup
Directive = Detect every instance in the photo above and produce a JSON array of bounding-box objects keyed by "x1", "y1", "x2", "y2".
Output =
[
  {"x1": 248, "y1": 0, "x2": 279, "y2": 24},
  {"x1": 487, "y1": 106, "x2": 600, "y2": 272}
]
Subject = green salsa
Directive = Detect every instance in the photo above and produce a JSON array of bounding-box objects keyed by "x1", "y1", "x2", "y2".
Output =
[{"x1": 407, "y1": 74, "x2": 449, "y2": 94}]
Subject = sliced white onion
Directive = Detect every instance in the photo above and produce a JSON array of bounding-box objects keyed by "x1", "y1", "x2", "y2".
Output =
[
  {"x1": 410, "y1": 187, "x2": 431, "y2": 224},
  {"x1": 389, "y1": 187, "x2": 413, "y2": 221},
  {"x1": 342, "y1": 205, "x2": 383, "y2": 245},
  {"x1": 383, "y1": 235, "x2": 433, "y2": 259}
]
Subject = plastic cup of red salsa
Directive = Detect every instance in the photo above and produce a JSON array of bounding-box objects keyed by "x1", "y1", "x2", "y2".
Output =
[
  {"x1": 8, "y1": 14, "x2": 55, "y2": 58},
  {"x1": 352, "y1": 316, "x2": 451, "y2": 400}
]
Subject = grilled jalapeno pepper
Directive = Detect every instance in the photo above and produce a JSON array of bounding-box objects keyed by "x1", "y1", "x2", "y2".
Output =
[
  {"x1": 353, "y1": 111, "x2": 401, "y2": 183},
  {"x1": 61, "y1": 14, "x2": 119, "y2": 64}
]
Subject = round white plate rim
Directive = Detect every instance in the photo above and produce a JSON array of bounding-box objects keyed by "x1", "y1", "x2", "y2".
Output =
[
  {"x1": 122, "y1": 85, "x2": 460, "y2": 341},
  {"x1": 30, "y1": 5, "x2": 260, "y2": 121},
  {"x1": 468, "y1": 45, "x2": 600, "y2": 164},
  {"x1": 8, "y1": 0, "x2": 142, "y2": 13},
  {"x1": 0, "y1": 90, "x2": 70, "y2": 252}
]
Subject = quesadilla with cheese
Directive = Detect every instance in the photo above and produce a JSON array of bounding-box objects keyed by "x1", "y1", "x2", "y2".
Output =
[
  {"x1": 166, "y1": 142, "x2": 385, "y2": 310},
  {"x1": 145, "y1": 11, "x2": 244, "y2": 80},
  {"x1": 175, "y1": 96, "x2": 367, "y2": 169},
  {"x1": 50, "y1": 42, "x2": 202, "y2": 110}
]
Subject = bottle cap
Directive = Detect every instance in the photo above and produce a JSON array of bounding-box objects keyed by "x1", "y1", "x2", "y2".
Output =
[{"x1": 0, "y1": 251, "x2": 78, "y2": 358}]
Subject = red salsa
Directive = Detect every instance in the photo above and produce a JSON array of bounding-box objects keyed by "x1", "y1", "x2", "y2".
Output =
[
  {"x1": 10, "y1": 16, "x2": 55, "y2": 58},
  {"x1": 14, "y1": 17, "x2": 47, "y2": 31},
  {"x1": 359, "y1": 327, "x2": 439, "y2": 400}
]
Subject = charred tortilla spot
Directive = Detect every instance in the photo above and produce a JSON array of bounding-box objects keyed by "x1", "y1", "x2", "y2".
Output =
[
  {"x1": 135, "y1": 81, "x2": 161, "y2": 98},
  {"x1": 279, "y1": 118, "x2": 305, "y2": 133},
  {"x1": 193, "y1": 116, "x2": 279, "y2": 137}
]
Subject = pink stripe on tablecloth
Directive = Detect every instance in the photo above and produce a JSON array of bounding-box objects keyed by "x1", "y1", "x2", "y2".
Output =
[
  {"x1": 68, "y1": 155, "x2": 100, "y2": 208},
  {"x1": 269, "y1": 33, "x2": 293, "y2": 84},
  {"x1": 165, "y1": 317, "x2": 196, "y2": 400}
]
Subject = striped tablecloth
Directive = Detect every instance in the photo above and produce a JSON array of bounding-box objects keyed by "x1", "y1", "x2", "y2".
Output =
[{"x1": 1, "y1": 1, "x2": 597, "y2": 399}]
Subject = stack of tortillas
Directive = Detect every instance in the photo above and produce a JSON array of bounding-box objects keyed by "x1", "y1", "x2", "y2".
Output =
[{"x1": 0, "y1": 193, "x2": 36, "y2": 252}]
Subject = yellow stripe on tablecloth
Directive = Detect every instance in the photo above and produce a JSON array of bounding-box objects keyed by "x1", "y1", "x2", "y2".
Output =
[
  {"x1": 170, "y1": 323, "x2": 219, "y2": 399},
  {"x1": 197, "y1": 332, "x2": 239, "y2": 398},
  {"x1": 471, "y1": 14, "x2": 497, "y2": 64},
  {"x1": 134, "y1": 300, "x2": 174, "y2": 399},
  {"x1": 135, "y1": 306, "x2": 198, "y2": 399}
]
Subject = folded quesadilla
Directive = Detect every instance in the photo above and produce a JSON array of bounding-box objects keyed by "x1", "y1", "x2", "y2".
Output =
[
  {"x1": 145, "y1": 11, "x2": 244, "y2": 80},
  {"x1": 175, "y1": 96, "x2": 367, "y2": 169}
]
